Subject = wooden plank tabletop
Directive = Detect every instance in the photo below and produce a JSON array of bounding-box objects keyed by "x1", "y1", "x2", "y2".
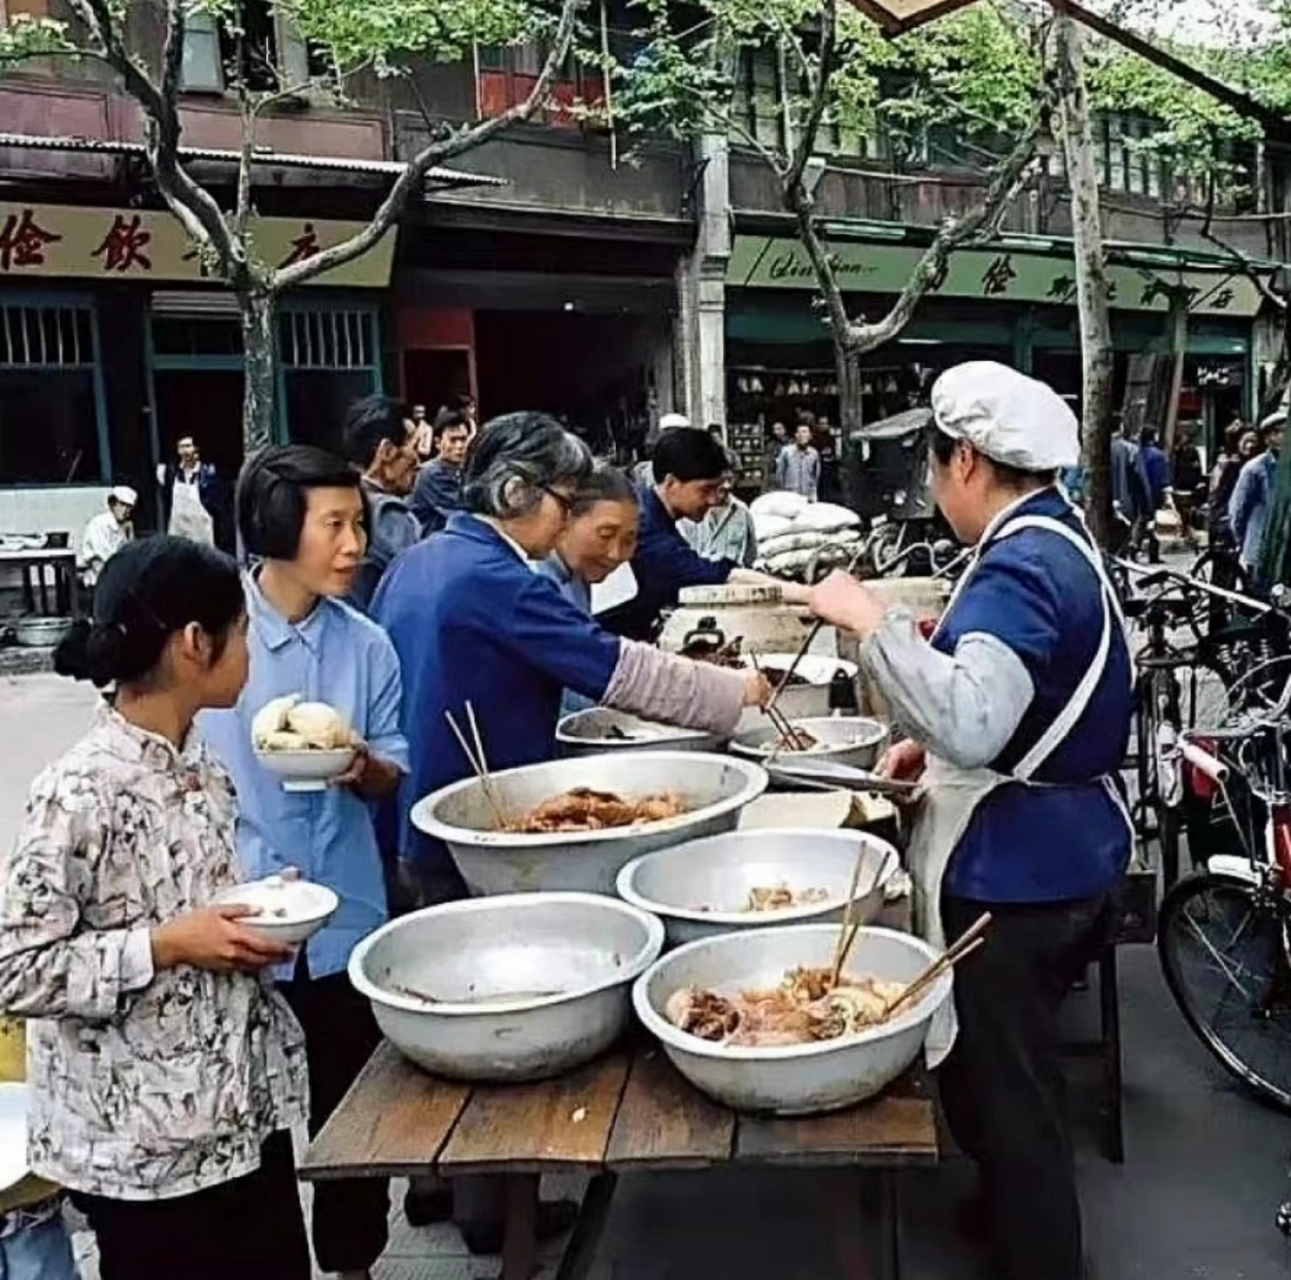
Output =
[
  {"x1": 605, "y1": 1047, "x2": 735, "y2": 1171},
  {"x1": 437, "y1": 1052, "x2": 631, "y2": 1176},
  {"x1": 299, "y1": 1040, "x2": 469, "y2": 1181}
]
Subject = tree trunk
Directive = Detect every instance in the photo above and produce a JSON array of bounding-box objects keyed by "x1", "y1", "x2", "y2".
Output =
[
  {"x1": 239, "y1": 291, "x2": 277, "y2": 456},
  {"x1": 1055, "y1": 12, "x2": 1116, "y2": 547},
  {"x1": 837, "y1": 344, "x2": 864, "y2": 437},
  {"x1": 1162, "y1": 291, "x2": 1188, "y2": 456}
]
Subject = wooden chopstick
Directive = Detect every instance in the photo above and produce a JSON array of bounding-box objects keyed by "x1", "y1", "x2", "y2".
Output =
[
  {"x1": 444, "y1": 709, "x2": 508, "y2": 827},
  {"x1": 829, "y1": 845, "x2": 869, "y2": 987},
  {"x1": 749, "y1": 653, "x2": 811, "y2": 754},
  {"x1": 882, "y1": 912, "x2": 992, "y2": 1019}
]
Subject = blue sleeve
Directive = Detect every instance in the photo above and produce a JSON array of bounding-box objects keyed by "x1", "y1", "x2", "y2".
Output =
[
  {"x1": 366, "y1": 634, "x2": 410, "y2": 771},
  {"x1": 1230, "y1": 464, "x2": 1256, "y2": 541},
  {"x1": 636, "y1": 529, "x2": 734, "y2": 594},
  {"x1": 937, "y1": 547, "x2": 1061, "y2": 686},
  {"x1": 489, "y1": 575, "x2": 622, "y2": 700}
]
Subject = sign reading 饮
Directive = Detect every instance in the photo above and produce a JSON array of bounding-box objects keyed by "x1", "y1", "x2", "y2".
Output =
[
  {"x1": 726, "y1": 235, "x2": 1267, "y2": 318},
  {"x1": 0, "y1": 203, "x2": 394, "y2": 288}
]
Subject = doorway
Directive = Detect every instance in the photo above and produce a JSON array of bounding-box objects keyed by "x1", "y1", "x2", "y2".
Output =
[
  {"x1": 403, "y1": 348, "x2": 473, "y2": 420},
  {"x1": 151, "y1": 367, "x2": 246, "y2": 478}
]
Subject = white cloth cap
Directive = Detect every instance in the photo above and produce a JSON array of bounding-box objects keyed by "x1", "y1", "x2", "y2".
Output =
[
  {"x1": 109, "y1": 485, "x2": 138, "y2": 508},
  {"x1": 931, "y1": 362, "x2": 1080, "y2": 471},
  {"x1": 659, "y1": 412, "x2": 691, "y2": 430}
]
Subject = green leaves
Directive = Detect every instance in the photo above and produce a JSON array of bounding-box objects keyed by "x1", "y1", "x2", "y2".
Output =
[{"x1": 0, "y1": 13, "x2": 75, "y2": 61}]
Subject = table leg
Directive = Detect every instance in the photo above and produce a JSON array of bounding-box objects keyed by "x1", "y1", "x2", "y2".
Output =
[
  {"x1": 19, "y1": 567, "x2": 35, "y2": 616},
  {"x1": 501, "y1": 1173, "x2": 540, "y2": 1280},
  {"x1": 554, "y1": 1172, "x2": 617, "y2": 1280},
  {"x1": 37, "y1": 563, "x2": 51, "y2": 616}
]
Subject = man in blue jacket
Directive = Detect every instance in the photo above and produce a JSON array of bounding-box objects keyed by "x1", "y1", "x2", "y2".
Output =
[{"x1": 1230, "y1": 411, "x2": 1286, "y2": 582}]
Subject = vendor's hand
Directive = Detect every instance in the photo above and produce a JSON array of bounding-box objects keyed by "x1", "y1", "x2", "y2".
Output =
[
  {"x1": 331, "y1": 742, "x2": 401, "y2": 800},
  {"x1": 809, "y1": 570, "x2": 888, "y2": 639},
  {"x1": 742, "y1": 671, "x2": 772, "y2": 707},
  {"x1": 151, "y1": 906, "x2": 292, "y2": 973},
  {"x1": 880, "y1": 738, "x2": 927, "y2": 784}
]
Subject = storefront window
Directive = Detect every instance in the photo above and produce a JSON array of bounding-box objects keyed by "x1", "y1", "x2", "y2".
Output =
[
  {"x1": 278, "y1": 305, "x2": 380, "y2": 455},
  {"x1": 0, "y1": 301, "x2": 105, "y2": 485}
]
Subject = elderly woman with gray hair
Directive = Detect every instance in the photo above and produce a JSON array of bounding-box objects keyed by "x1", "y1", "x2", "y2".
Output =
[{"x1": 372, "y1": 412, "x2": 768, "y2": 901}]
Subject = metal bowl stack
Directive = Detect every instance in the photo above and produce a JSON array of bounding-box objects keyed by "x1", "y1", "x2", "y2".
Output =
[
  {"x1": 556, "y1": 707, "x2": 725, "y2": 757},
  {"x1": 412, "y1": 751, "x2": 769, "y2": 896},
  {"x1": 349, "y1": 893, "x2": 664, "y2": 1081},
  {"x1": 633, "y1": 924, "x2": 951, "y2": 1115},
  {"x1": 617, "y1": 828, "x2": 899, "y2": 947}
]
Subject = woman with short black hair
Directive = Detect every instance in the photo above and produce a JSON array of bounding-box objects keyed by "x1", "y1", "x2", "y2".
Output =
[{"x1": 0, "y1": 536, "x2": 310, "y2": 1280}]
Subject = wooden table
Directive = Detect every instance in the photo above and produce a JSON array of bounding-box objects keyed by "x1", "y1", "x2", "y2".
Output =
[
  {"x1": 300, "y1": 1038, "x2": 937, "y2": 1280},
  {"x1": 0, "y1": 547, "x2": 77, "y2": 616}
]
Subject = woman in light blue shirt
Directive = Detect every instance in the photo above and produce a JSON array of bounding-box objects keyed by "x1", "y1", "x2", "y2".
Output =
[{"x1": 200, "y1": 445, "x2": 408, "y2": 1280}]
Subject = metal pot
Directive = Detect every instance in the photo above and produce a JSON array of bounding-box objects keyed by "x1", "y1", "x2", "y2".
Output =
[
  {"x1": 556, "y1": 708, "x2": 724, "y2": 757},
  {"x1": 412, "y1": 751, "x2": 769, "y2": 897},
  {"x1": 633, "y1": 924, "x2": 951, "y2": 1115},
  {"x1": 729, "y1": 716, "x2": 889, "y2": 772},
  {"x1": 657, "y1": 583, "x2": 815, "y2": 657},
  {"x1": 12, "y1": 617, "x2": 72, "y2": 649},
  {"x1": 350, "y1": 893, "x2": 664, "y2": 1081},
  {"x1": 617, "y1": 828, "x2": 899, "y2": 948}
]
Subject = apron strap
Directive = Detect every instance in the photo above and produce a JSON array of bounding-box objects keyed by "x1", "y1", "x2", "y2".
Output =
[{"x1": 990, "y1": 514, "x2": 1120, "y2": 781}]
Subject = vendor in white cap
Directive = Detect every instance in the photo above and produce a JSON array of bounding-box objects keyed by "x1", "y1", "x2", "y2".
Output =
[
  {"x1": 810, "y1": 361, "x2": 1133, "y2": 1280},
  {"x1": 77, "y1": 485, "x2": 137, "y2": 597}
]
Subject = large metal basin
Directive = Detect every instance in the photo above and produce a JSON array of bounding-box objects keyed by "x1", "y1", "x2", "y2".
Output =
[
  {"x1": 349, "y1": 893, "x2": 664, "y2": 1081},
  {"x1": 729, "y1": 716, "x2": 888, "y2": 772},
  {"x1": 633, "y1": 924, "x2": 951, "y2": 1115},
  {"x1": 617, "y1": 829, "x2": 899, "y2": 948},
  {"x1": 412, "y1": 752, "x2": 769, "y2": 896},
  {"x1": 556, "y1": 708, "x2": 724, "y2": 757}
]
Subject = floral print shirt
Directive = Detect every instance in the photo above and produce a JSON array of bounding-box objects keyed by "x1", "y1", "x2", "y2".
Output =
[{"x1": 0, "y1": 706, "x2": 307, "y2": 1201}]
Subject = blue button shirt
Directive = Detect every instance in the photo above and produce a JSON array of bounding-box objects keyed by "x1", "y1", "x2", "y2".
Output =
[
  {"x1": 934, "y1": 489, "x2": 1133, "y2": 903},
  {"x1": 598, "y1": 487, "x2": 734, "y2": 641},
  {"x1": 537, "y1": 553, "x2": 596, "y2": 717},
  {"x1": 372, "y1": 514, "x2": 621, "y2": 880},
  {"x1": 199, "y1": 574, "x2": 409, "y2": 978}
]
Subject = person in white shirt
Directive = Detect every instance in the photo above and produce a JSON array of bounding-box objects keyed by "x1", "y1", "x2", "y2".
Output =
[{"x1": 77, "y1": 486, "x2": 136, "y2": 593}]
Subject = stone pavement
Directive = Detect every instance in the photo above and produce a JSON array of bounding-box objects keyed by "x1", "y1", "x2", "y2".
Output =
[{"x1": 4, "y1": 671, "x2": 1291, "y2": 1280}]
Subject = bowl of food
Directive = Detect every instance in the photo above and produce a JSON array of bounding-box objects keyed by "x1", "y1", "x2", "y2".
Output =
[
  {"x1": 213, "y1": 874, "x2": 339, "y2": 947},
  {"x1": 412, "y1": 752, "x2": 769, "y2": 897},
  {"x1": 251, "y1": 695, "x2": 356, "y2": 791},
  {"x1": 729, "y1": 716, "x2": 889, "y2": 771},
  {"x1": 617, "y1": 829, "x2": 899, "y2": 947},
  {"x1": 556, "y1": 708, "x2": 725, "y2": 757},
  {"x1": 733, "y1": 654, "x2": 859, "y2": 732},
  {"x1": 633, "y1": 924, "x2": 951, "y2": 1115},
  {"x1": 349, "y1": 892, "x2": 665, "y2": 1080}
]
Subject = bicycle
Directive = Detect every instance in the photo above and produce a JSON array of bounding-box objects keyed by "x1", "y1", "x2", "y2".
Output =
[{"x1": 1156, "y1": 676, "x2": 1291, "y2": 1112}]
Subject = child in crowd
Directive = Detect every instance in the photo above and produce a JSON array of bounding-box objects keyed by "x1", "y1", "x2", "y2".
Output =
[
  {"x1": 201, "y1": 445, "x2": 408, "y2": 1280},
  {"x1": 0, "y1": 537, "x2": 310, "y2": 1280}
]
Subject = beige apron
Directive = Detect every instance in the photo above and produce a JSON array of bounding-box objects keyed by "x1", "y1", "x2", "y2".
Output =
[
  {"x1": 906, "y1": 508, "x2": 1131, "y2": 1066},
  {"x1": 169, "y1": 476, "x2": 215, "y2": 545}
]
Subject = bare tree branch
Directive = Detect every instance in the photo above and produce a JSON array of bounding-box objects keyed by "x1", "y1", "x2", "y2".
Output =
[
  {"x1": 783, "y1": 0, "x2": 836, "y2": 196},
  {"x1": 274, "y1": 0, "x2": 586, "y2": 291}
]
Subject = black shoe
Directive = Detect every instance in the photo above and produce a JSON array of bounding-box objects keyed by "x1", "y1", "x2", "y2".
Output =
[
  {"x1": 404, "y1": 1182, "x2": 453, "y2": 1227},
  {"x1": 460, "y1": 1198, "x2": 580, "y2": 1255}
]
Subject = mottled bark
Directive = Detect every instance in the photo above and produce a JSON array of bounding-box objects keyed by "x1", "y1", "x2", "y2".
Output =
[{"x1": 239, "y1": 292, "x2": 277, "y2": 455}]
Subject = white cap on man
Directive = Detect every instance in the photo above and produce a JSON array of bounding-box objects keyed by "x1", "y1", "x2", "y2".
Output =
[
  {"x1": 109, "y1": 485, "x2": 138, "y2": 508},
  {"x1": 658, "y1": 412, "x2": 691, "y2": 431},
  {"x1": 931, "y1": 362, "x2": 1080, "y2": 472}
]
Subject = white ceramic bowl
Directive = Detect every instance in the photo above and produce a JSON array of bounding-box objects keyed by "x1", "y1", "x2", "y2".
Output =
[
  {"x1": 214, "y1": 876, "x2": 339, "y2": 946},
  {"x1": 633, "y1": 924, "x2": 951, "y2": 1115},
  {"x1": 254, "y1": 747, "x2": 356, "y2": 792},
  {"x1": 617, "y1": 828, "x2": 899, "y2": 947},
  {"x1": 349, "y1": 892, "x2": 665, "y2": 1080},
  {"x1": 412, "y1": 752, "x2": 769, "y2": 896}
]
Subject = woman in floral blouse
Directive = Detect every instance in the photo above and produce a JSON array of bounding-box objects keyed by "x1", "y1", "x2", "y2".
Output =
[{"x1": 0, "y1": 536, "x2": 310, "y2": 1280}]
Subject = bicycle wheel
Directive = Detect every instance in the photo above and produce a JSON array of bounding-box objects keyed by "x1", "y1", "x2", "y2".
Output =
[{"x1": 1158, "y1": 871, "x2": 1291, "y2": 1110}]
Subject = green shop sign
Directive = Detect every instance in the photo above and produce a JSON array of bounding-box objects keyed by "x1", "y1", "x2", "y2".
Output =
[{"x1": 726, "y1": 236, "x2": 1265, "y2": 318}]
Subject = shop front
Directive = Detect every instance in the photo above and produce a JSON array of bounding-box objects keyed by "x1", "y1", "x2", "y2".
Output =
[{"x1": 0, "y1": 200, "x2": 393, "y2": 534}]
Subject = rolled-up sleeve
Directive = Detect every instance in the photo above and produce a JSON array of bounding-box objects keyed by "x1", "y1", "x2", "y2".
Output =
[{"x1": 0, "y1": 778, "x2": 155, "y2": 1022}]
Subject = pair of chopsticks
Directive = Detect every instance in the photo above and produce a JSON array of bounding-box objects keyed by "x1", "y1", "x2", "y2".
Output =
[
  {"x1": 444, "y1": 701, "x2": 508, "y2": 827},
  {"x1": 882, "y1": 912, "x2": 992, "y2": 1019},
  {"x1": 828, "y1": 845, "x2": 872, "y2": 988},
  {"x1": 766, "y1": 545, "x2": 868, "y2": 718},
  {"x1": 749, "y1": 653, "x2": 813, "y2": 753}
]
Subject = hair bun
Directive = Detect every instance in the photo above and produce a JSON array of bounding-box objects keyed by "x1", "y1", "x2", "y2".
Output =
[{"x1": 53, "y1": 619, "x2": 126, "y2": 688}]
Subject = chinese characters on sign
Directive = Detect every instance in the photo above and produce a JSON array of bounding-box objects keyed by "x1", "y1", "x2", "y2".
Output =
[
  {"x1": 0, "y1": 208, "x2": 62, "y2": 273},
  {"x1": 0, "y1": 203, "x2": 395, "y2": 288}
]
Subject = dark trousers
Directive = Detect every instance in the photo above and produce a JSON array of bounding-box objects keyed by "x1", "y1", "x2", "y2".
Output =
[
  {"x1": 939, "y1": 891, "x2": 1113, "y2": 1280},
  {"x1": 73, "y1": 1131, "x2": 310, "y2": 1280},
  {"x1": 280, "y1": 961, "x2": 390, "y2": 1273}
]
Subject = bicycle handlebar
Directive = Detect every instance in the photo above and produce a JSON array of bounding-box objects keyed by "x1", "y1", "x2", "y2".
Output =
[{"x1": 1178, "y1": 739, "x2": 1228, "y2": 782}]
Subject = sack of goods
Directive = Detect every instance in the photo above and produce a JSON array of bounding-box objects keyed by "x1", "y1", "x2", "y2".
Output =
[{"x1": 753, "y1": 495, "x2": 862, "y2": 580}]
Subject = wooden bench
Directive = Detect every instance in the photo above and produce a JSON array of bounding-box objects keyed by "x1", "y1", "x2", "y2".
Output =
[{"x1": 300, "y1": 1039, "x2": 938, "y2": 1280}]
